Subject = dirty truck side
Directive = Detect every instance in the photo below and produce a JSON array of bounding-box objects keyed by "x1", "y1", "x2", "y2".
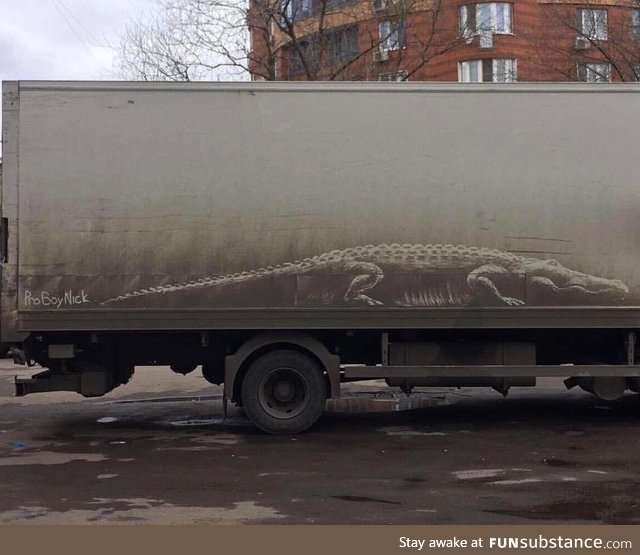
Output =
[{"x1": 2, "y1": 81, "x2": 640, "y2": 433}]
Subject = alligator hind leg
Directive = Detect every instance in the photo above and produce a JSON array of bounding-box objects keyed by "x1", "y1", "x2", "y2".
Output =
[{"x1": 343, "y1": 262, "x2": 384, "y2": 306}]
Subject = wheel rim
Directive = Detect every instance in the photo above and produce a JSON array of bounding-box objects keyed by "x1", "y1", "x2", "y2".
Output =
[{"x1": 258, "y1": 366, "x2": 310, "y2": 419}]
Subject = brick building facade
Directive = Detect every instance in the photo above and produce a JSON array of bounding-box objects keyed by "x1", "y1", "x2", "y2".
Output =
[{"x1": 248, "y1": 0, "x2": 640, "y2": 81}]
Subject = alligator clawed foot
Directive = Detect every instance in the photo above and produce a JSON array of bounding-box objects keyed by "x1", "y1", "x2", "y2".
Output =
[
  {"x1": 353, "y1": 294, "x2": 384, "y2": 306},
  {"x1": 502, "y1": 296, "x2": 525, "y2": 306}
]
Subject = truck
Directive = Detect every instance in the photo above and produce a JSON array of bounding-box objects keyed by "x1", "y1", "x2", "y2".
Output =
[{"x1": 2, "y1": 81, "x2": 640, "y2": 434}]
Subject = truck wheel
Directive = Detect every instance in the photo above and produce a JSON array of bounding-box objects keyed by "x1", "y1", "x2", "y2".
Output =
[{"x1": 241, "y1": 350, "x2": 327, "y2": 434}]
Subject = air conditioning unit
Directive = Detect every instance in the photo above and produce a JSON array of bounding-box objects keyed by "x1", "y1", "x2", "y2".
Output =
[
  {"x1": 575, "y1": 36, "x2": 591, "y2": 50},
  {"x1": 372, "y1": 0, "x2": 388, "y2": 12},
  {"x1": 373, "y1": 49, "x2": 389, "y2": 63}
]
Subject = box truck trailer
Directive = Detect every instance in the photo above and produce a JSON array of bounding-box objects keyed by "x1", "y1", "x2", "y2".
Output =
[{"x1": 3, "y1": 81, "x2": 640, "y2": 433}]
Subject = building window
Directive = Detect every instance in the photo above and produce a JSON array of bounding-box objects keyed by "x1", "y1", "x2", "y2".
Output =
[
  {"x1": 289, "y1": 26, "x2": 358, "y2": 75},
  {"x1": 492, "y1": 58, "x2": 516, "y2": 82},
  {"x1": 459, "y1": 60, "x2": 481, "y2": 82},
  {"x1": 290, "y1": 40, "x2": 314, "y2": 75},
  {"x1": 460, "y1": 3, "x2": 513, "y2": 47},
  {"x1": 325, "y1": 0, "x2": 357, "y2": 10},
  {"x1": 327, "y1": 26, "x2": 359, "y2": 65},
  {"x1": 281, "y1": 0, "x2": 313, "y2": 23},
  {"x1": 280, "y1": 0, "x2": 356, "y2": 23},
  {"x1": 373, "y1": 0, "x2": 388, "y2": 11},
  {"x1": 378, "y1": 70, "x2": 409, "y2": 81},
  {"x1": 578, "y1": 8, "x2": 607, "y2": 40},
  {"x1": 378, "y1": 20, "x2": 406, "y2": 51},
  {"x1": 632, "y1": 10, "x2": 640, "y2": 41},
  {"x1": 458, "y1": 59, "x2": 517, "y2": 82},
  {"x1": 578, "y1": 62, "x2": 611, "y2": 82}
]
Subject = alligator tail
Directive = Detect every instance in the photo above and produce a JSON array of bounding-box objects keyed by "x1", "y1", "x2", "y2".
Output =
[{"x1": 101, "y1": 264, "x2": 294, "y2": 305}]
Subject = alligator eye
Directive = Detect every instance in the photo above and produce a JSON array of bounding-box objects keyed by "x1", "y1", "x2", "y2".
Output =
[{"x1": 548, "y1": 260, "x2": 559, "y2": 266}]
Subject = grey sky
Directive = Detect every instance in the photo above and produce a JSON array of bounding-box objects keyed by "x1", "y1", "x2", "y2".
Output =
[{"x1": 1, "y1": 0, "x2": 154, "y2": 82}]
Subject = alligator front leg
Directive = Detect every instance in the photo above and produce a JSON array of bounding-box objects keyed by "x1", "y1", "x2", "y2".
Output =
[
  {"x1": 467, "y1": 264, "x2": 525, "y2": 306},
  {"x1": 343, "y1": 262, "x2": 384, "y2": 306}
]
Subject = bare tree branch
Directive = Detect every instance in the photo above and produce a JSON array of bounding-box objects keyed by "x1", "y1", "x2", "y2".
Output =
[{"x1": 116, "y1": 0, "x2": 463, "y2": 81}]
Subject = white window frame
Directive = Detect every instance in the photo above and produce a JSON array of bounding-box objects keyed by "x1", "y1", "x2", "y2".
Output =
[
  {"x1": 459, "y1": 3, "x2": 513, "y2": 44},
  {"x1": 458, "y1": 59, "x2": 517, "y2": 83},
  {"x1": 458, "y1": 60, "x2": 483, "y2": 82},
  {"x1": 477, "y1": 3, "x2": 512, "y2": 34},
  {"x1": 579, "y1": 8, "x2": 607, "y2": 40}
]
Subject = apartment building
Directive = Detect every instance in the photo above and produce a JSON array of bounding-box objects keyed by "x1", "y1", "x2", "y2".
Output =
[{"x1": 248, "y1": 0, "x2": 640, "y2": 81}]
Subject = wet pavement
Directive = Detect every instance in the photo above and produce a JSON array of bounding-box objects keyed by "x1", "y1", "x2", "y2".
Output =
[{"x1": 1, "y1": 359, "x2": 640, "y2": 524}]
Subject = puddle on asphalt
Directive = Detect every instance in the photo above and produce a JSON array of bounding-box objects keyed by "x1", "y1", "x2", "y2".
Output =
[
  {"x1": 454, "y1": 469, "x2": 505, "y2": 480},
  {"x1": 378, "y1": 426, "x2": 448, "y2": 437},
  {"x1": 454, "y1": 465, "x2": 620, "y2": 487},
  {"x1": 190, "y1": 433, "x2": 240, "y2": 446},
  {"x1": 0, "y1": 451, "x2": 107, "y2": 466},
  {"x1": 258, "y1": 471, "x2": 318, "y2": 478},
  {"x1": 487, "y1": 501, "x2": 607, "y2": 522},
  {"x1": 166, "y1": 417, "x2": 252, "y2": 428},
  {"x1": 543, "y1": 458, "x2": 579, "y2": 468},
  {"x1": 331, "y1": 495, "x2": 401, "y2": 505},
  {"x1": 155, "y1": 446, "x2": 211, "y2": 452},
  {"x1": 0, "y1": 499, "x2": 285, "y2": 525},
  {"x1": 493, "y1": 478, "x2": 543, "y2": 485}
]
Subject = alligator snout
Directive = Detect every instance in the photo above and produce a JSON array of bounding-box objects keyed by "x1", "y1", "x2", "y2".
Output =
[
  {"x1": 606, "y1": 279, "x2": 629, "y2": 296},
  {"x1": 526, "y1": 258, "x2": 630, "y2": 300},
  {"x1": 569, "y1": 276, "x2": 629, "y2": 297}
]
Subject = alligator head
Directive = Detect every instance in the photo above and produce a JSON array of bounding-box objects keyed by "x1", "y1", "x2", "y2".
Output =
[{"x1": 523, "y1": 258, "x2": 629, "y2": 300}]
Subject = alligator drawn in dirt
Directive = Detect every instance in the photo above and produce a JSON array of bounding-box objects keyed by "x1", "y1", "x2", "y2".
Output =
[{"x1": 102, "y1": 244, "x2": 629, "y2": 308}]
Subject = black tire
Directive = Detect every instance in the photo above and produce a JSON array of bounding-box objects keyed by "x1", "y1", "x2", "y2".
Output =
[{"x1": 241, "y1": 350, "x2": 327, "y2": 434}]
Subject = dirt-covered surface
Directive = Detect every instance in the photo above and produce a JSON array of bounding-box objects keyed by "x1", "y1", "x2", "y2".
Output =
[{"x1": 1, "y1": 360, "x2": 639, "y2": 524}]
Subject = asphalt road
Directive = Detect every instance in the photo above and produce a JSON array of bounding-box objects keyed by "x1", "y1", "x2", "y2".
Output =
[{"x1": 1, "y1": 359, "x2": 640, "y2": 525}]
